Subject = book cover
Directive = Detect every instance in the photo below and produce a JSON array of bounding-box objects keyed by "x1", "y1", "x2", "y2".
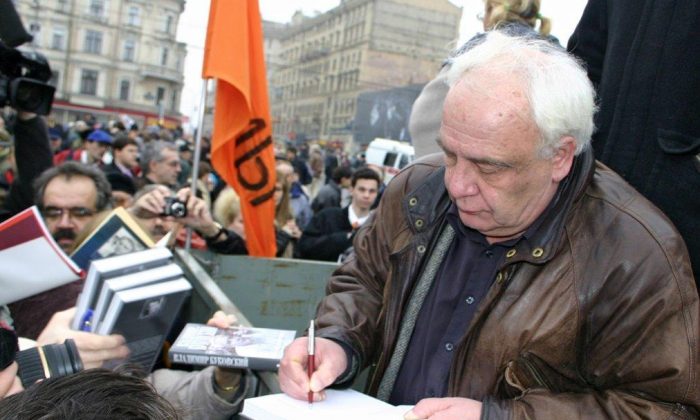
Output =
[
  {"x1": 91, "y1": 263, "x2": 183, "y2": 333},
  {"x1": 241, "y1": 389, "x2": 413, "y2": 420},
  {"x1": 0, "y1": 206, "x2": 82, "y2": 305},
  {"x1": 169, "y1": 323, "x2": 297, "y2": 371},
  {"x1": 70, "y1": 207, "x2": 155, "y2": 270},
  {"x1": 71, "y1": 247, "x2": 173, "y2": 330},
  {"x1": 97, "y1": 277, "x2": 192, "y2": 372}
]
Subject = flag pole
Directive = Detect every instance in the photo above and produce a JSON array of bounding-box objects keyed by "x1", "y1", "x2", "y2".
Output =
[{"x1": 185, "y1": 78, "x2": 211, "y2": 253}]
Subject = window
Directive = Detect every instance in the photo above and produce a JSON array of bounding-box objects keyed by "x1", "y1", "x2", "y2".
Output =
[
  {"x1": 123, "y1": 39, "x2": 135, "y2": 61},
  {"x1": 84, "y1": 30, "x2": 102, "y2": 54},
  {"x1": 165, "y1": 15, "x2": 173, "y2": 33},
  {"x1": 119, "y1": 80, "x2": 130, "y2": 101},
  {"x1": 88, "y1": 0, "x2": 104, "y2": 17},
  {"x1": 80, "y1": 69, "x2": 98, "y2": 95},
  {"x1": 156, "y1": 87, "x2": 165, "y2": 105},
  {"x1": 52, "y1": 28, "x2": 65, "y2": 50},
  {"x1": 28, "y1": 22, "x2": 41, "y2": 46},
  {"x1": 127, "y1": 6, "x2": 140, "y2": 26},
  {"x1": 57, "y1": 0, "x2": 68, "y2": 12},
  {"x1": 170, "y1": 90, "x2": 178, "y2": 110},
  {"x1": 160, "y1": 47, "x2": 168, "y2": 66}
]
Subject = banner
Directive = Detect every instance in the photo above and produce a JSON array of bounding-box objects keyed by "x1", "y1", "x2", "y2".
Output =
[{"x1": 203, "y1": 0, "x2": 277, "y2": 257}]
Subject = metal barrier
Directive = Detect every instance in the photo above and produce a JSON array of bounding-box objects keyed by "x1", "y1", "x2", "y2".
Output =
[{"x1": 175, "y1": 249, "x2": 339, "y2": 393}]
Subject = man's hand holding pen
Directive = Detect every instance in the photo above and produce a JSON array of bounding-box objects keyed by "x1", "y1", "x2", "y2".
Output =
[{"x1": 278, "y1": 333, "x2": 348, "y2": 402}]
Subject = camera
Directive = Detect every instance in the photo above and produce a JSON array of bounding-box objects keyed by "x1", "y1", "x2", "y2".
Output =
[
  {"x1": 15, "y1": 339, "x2": 83, "y2": 388},
  {"x1": 0, "y1": 0, "x2": 56, "y2": 115},
  {"x1": 161, "y1": 197, "x2": 187, "y2": 218}
]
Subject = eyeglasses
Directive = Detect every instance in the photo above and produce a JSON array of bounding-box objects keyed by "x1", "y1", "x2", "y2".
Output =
[{"x1": 41, "y1": 206, "x2": 96, "y2": 220}]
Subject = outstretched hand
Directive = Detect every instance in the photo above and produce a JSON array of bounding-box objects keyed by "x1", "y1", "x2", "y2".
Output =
[{"x1": 36, "y1": 307, "x2": 129, "y2": 369}]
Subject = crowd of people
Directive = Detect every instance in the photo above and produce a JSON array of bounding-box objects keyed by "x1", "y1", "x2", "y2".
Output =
[{"x1": 0, "y1": 0, "x2": 698, "y2": 418}]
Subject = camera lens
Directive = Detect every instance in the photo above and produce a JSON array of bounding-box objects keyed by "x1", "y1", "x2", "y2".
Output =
[
  {"x1": 170, "y1": 201, "x2": 187, "y2": 217},
  {"x1": 15, "y1": 339, "x2": 83, "y2": 388}
]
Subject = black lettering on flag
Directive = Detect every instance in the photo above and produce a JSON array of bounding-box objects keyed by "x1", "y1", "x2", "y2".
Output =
[{"x1": 235, "y1": 118, "x2": 266, "y2": 146}]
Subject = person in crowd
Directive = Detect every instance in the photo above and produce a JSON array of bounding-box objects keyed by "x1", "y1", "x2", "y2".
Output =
[
  {"x1": 278, "y1": 31, "x2": 699, "y2": 418},
  {"x1": 8, "y1": 162, "x2": 113, "y2": 338},
  {"x1": 307, "y1": 144, "x2": 325, "y2": 199},
  {"x1": 104, "y1": 134, "x2": 139, "y2": 179},
  {"x1": 273, "y1": 167, "x2": 302, "y2": 258},
  {"x1": 567, "y1": 0, "x2": 700, "y2": 283},
  {"x1": 47, "y1": 127, "x2": 64, "y2": 155},
  {"x1": 106, "y1": 172, "x2": 137, "y2": 208},
  {"x1": 285, "y1": 146, "x2": 312, "y2": 186},
  {"x1": 311, "y1": 166, "x2": 352, "y2": 213},
  {"x1": 212, "y1": 187, "x2": 245, "y2": 240},
  {"x1": 296, "y1": 167, "x2": 380, "y2": 262},
  {"x1": 128, "y1": 185, "x2": 177, "y2": 242},
  {"x1": 140, "y1": 140, "x2": 181, "y2": 189},
  {"x1": 410, "y1": 0, "x2": 554, "y2": 158},
  {"x1": 276, "y1": 159, "x2": 313, "y2": 230},
  {"x1": 14, "y1": 310, "x2": 252, "y2": 419},
  {"x1": 55, "y1": 129, "x2": 112, "y2": 166},
  {"x1": 0, "y1": 368, "x2": 183, "y2": 419},
  {"x1": 176, "y1": 142, "x2": 194, "y2": 187}
]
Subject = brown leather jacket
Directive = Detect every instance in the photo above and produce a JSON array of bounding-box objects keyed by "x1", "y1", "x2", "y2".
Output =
[{"x1": 315, "y1": 149, "x2": 699, "y2": 418}]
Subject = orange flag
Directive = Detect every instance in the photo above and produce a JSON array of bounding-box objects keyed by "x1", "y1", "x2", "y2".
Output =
[{"x1": 202, "y1": 0, "x2": 277, "y2": 257}]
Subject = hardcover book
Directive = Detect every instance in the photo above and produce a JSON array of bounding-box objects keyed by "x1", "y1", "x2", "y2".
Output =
[
  {"x1": 70, "y1": 207, "x2": 154, "y2": 270},
  {"x1": 169, "y1": 323, "x2": 296, "y2": 371},
  {"x1": 97, "y1": 277, "x2": 192, "y2": 372},
  {"x1": 0, "y1": 206, "x2": 82, "y2": 305}
]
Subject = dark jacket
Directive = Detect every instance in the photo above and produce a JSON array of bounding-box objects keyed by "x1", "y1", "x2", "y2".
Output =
[
  {"x1": 568, "y1": 0, "x2": 700, "y2": 280},
  {"x1": 314, "y1": 151, "x2": 699, "y2": 418},
  {"x1": 206, "y1": 228, "x2": 293, "y2": 258},
  {"x1": 310, "y1": 180, "x2": 342, "y2": 213},
  {"x1": 297, "y1": 206, "x2": 352, "y2": 262}
]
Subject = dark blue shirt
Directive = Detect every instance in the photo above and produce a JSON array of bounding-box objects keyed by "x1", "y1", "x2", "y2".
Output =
[{"x1": 389, "y1": 201, "x2": 548, "y2": 405}]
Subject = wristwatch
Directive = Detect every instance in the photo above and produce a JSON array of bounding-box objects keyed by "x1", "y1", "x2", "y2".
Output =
[{"x1": 202, "y1": 222, "x2": 225, "y2": 241}]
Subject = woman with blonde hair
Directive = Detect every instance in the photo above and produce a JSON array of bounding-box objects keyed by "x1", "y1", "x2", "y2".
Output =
[
  {"x1": 482, "y1": 0, "x2": 551, "y2": 35},
  {"x1": 409, "y1": 0, "x2": 557, "y2": 157}
]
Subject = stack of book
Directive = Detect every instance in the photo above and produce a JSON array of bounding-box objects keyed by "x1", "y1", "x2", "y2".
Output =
[{"x1": 72, "y1": 247, "x2": 191, "y2": 372}]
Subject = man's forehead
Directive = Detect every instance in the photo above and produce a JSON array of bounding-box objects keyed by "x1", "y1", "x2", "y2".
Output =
[{"x1": 44, "y1": 175, "x2": 98, "y2": 199}]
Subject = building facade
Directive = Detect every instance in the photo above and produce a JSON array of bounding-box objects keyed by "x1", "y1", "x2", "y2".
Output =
[
  {"x1": 268, "y1": 0, "x2": 461, "y2": 147},
  {"x1": 15, "y1": 0, "x2": 186, "y2": 128}
]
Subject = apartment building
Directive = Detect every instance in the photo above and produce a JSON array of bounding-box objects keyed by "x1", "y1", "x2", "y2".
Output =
[
  {"x1": 14, "y1": 0, "x2": 186, "y2": 128},
  {"x1": 268, "y1": 0, "x2": 461, "y2": 145}
]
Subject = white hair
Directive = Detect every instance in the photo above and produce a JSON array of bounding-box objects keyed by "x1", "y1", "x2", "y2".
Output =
[{"x1": 445, "y1": 31, "x2": 596, "y2": 157}]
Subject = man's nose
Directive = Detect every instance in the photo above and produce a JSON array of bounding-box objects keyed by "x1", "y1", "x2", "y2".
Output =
[
  {"x1": 56, "y1": 211, "x2": 75, "y2": 228},
  {"x1": 447, "y1": 164, "x2": 480, "y2": 197}
]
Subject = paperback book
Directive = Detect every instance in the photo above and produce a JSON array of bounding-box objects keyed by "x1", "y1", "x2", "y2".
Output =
[
  {"x1": 70, "y1": 207, "x2": 154, "y2": 270},
  {"x1": 169, "y1": 323, "x2": 296, "y2": 371},
  {"x1": 0, "y1": 206, "x2": 82, "y2": 305}
]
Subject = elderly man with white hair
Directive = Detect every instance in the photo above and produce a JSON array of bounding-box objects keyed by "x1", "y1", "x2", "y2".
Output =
[{"x1": 277, "y1": 30, "x2": 699, "y2": 419}]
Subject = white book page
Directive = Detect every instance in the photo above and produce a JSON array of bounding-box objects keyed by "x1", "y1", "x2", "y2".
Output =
[{"x1": 242, "y1": 389, "x2": 414, "y2": 420}]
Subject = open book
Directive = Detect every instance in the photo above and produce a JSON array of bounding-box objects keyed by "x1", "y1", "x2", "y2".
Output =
[
  {"x1": 241, "y1": 389, "x2": 413, "y2": 420},
  {"x1": 0, "y1": 206, "x2": 82, "y2": 305},
  {"x1": 70, "y1": 207, "x2": 154, "y2": 270},
  {"x1": 169, "y1": 323, "x2": 296, "y2": 371}
]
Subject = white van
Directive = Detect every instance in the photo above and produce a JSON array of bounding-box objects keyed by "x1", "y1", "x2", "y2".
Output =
[{"x1": 365, "y1": 138, "x2": 415, "y2": 184}]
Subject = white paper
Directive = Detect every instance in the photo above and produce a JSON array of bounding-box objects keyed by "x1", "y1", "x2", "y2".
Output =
[{"x1": 242, "y1": 389, "x2": 413, "y2": 420}]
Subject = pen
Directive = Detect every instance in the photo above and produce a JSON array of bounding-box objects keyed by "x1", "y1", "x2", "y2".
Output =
[{"x1": 307, "y1": 319, "x2": 315, "y2": 404}]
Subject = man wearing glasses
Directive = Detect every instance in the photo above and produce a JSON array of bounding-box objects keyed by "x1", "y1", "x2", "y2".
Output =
[{"x1": 9, "y1": 161, "x2": 112, "y2": 339}]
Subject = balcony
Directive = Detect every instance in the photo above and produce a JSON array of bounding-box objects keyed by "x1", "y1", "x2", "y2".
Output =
[{"x1": 140, "y1": 64, "x2": 182, "y2": 84}]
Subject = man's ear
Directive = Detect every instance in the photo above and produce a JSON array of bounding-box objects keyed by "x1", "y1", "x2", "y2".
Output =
[{"x1": 551, "y1": 136, "x2": 576, "y2": 182}]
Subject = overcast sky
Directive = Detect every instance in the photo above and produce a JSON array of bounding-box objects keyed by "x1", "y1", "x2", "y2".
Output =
[{"x1": 176, "y1": 0, "x2": 589, "y2": 124}]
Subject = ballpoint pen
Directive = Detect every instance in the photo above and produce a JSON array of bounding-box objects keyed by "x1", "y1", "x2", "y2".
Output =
[{"x1": 307, "y1": 319, "x2": 315, "y2": 405}]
